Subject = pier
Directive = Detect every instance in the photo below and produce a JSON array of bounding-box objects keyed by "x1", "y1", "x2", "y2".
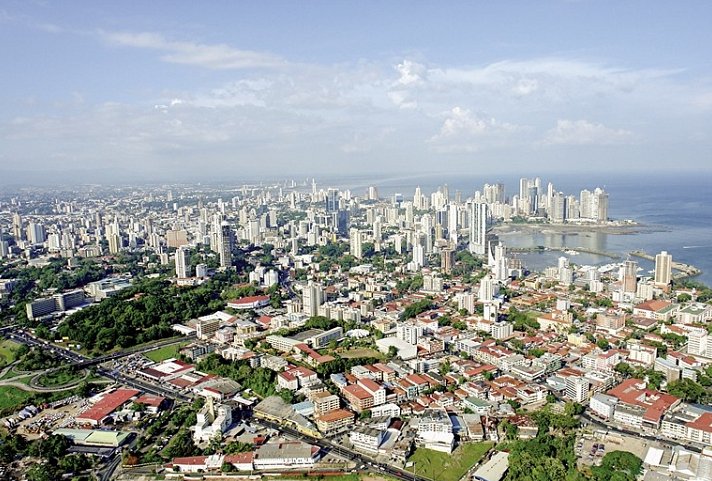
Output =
[
  {"x1": 629, "y1": 250, "x2": 702, "y2": 280},
  {"x1": 508, "y1": 246, "x2": 622, "y2": 259}
]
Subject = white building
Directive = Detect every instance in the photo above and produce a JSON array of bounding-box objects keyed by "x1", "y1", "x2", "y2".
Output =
[
  {"x1": 417, "y1": 407, "x2": 455, "y2": 453},
  {"x1": 193, "y1": 399, "x2": 232, "y2": 444}
]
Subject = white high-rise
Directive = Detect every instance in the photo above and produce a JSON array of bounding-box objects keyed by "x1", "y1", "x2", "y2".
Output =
[
  {"x1": 302, "y1": 281, "x2": 324, "y2": 317},
  {"x1": 350, "y1": 228, "x2": 363, "y2": 259},
  {"x1": 468, "y1": 202, "x2": 488, "y2": 255},
  {"x1": 655, "y1": 251, "x2": 673, "y2": 286}
]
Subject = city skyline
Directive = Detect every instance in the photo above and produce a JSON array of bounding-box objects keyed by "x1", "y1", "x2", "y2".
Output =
[{"x1": 1, "y1": 1, "x2": 712, "y2": 184}]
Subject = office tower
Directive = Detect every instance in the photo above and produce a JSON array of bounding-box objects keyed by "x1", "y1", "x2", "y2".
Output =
[
  {"x1": 528, "y1": 186, "x2": 539, "y2": 214},
  {"x1": 468, "y1": 202, "x2": 488, "y2": 255},
  {"x1": 325, "y1": 188, "x2": 339, "y2": 212},
  {"x1": 218, "y1": 222, "x2": 233, "y2": 268},
  {"x1": 350, "y1": 228, "x2": 362, "y2": 259},
  {"x1": 622, "y1": 260, "x2": 638, "y2": 293},
  {"x1": 108, "y1": 234, "x2": 122, "y2": 254},
  {"x1": 0, "y1": 240, "x2": 9, "y2": 258},
  {"x1": 332, "y1": 210, "x2": 349, "y2": 236},
  {"x1": 176, "y1": 246, "x2": 191, "y2": 278},
  {"x1": 655, "y1": 251, "x2": 673, "y2": 286},
  {"x1": 12, "y1": 213, "x2": 23, "y2": 241},
  {"x1": 303, "y1": 281, "x2": 324, "y2": 317},
  {"x1": 550, "y1": 192, "x2": 567, "y2": 223}
]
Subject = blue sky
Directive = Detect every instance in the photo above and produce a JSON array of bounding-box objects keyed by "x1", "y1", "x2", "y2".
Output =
[{"x1": 1, "y1": 1, "x2": 711, "y2": 183}]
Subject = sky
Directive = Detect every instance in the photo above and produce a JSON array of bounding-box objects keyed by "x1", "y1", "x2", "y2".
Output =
[{"x1": 1, "y1": 0, "x2": 711, "y2": 184}]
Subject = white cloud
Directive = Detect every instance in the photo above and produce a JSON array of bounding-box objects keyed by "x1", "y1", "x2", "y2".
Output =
[
  {"x1": 100, "y1": 31, "x2": 286, "y2": 70},
  {"x1": 428, "y1": 107, "x2": 524, "y2": 153},
  {"x1": 396, "y1": 60, "x2": 427, "y2": 86},
  {"x1": 542, "y1": 119, "x2": 634, "y2": 145}
]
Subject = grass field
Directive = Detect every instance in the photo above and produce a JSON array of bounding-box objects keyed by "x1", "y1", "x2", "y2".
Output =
[
  {"x1": 0, "y1": 340, "x2": 21, "y2": 367},
  {"x1": 144, "y1": 343, "x2": 188, "y2": 363},
  {"x1": 339, "y1": 347, "x2": 383, "y2": 359},
  {"x1": 37, "y1": 368, "x2": 83, "y2": 387},
  {"x1": 0, "y1": 385, "x2": 33, "y2": 411},
  {"x1": 408, "y1": 442, "x2": 494, "y2": 481}
]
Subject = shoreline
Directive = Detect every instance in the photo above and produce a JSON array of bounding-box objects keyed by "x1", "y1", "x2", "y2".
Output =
[{"x1": 491, "y1": 220, "x2": 664, "y2": 236}]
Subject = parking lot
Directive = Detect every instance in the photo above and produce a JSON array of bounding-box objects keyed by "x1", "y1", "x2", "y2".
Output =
[{"x1": 577, "y1": 430, "x2": 659, "y2": 467}]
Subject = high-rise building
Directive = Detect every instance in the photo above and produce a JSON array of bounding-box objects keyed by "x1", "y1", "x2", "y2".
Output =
[
  {"x1": 27, "y1": 223, "x2": 46, "y2": 244},
  {"x1": 302, "y1": 281, "x2": 324, "y2": 317},
  {"x1": 593, "y1": 188, "x2": 609, "y2": 223},
  {"x1": 550, "y1": 192, "x2": 567, "y2": 223},
  {"x1": 218, "y1": 222, "x2": 233, "y2": 268},
  {"x1": 468, "y1": 202, "x2": 488, "y2": 255},
  {"x1": 622, "y1": 260, "x2": 638, "y2": 293},
  {"x1": 441, "y1": 247, "x2": 454, "y2": 274},
  {"x1": 350, "y1": 228, "x2": 362, "y2": 259},
  {"x1": 0, "y1": 240, "x2": 9, "y2": 258},
  {"x1": 12, "y1": 213, "x2": 23, "y2": 241},
  {"x1": 176, "y1": 246, "x2": 191, "y2": 278},
  {"x1": 655, "y1": 251, "x2": 673, "y2": 286},
  {"x1": 108, "y1": 234, "x2": 122, "y2": 254},
  {"x1": 325, "y1": 188, "x2": 339, "y2": 212}
]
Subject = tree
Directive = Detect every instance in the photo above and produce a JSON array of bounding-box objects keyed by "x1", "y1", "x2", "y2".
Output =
[
  {"x1": 388, "y1": 346, "x2": 399, "y2": 358},
  {"x1": 596, "y1": 337, "x2": 610, "y2": 351},
  {"x1": 592, "y1": 451, "x2": 642, "y2": 481},
  {"x1": 501, "y1": 419, "x2": 519, "y2": 440},
  {"x1": 26, "y1": 464, "x2": 55, "y2": 481},
  {"x1": 564, "y1": 402, "x2": 584, "y2": 416},
  {"x1": 614, "y1": 362, "x2": 633, "y2": 376},
  {"x1": 359, "y1": 410, "x2": 372, "y2": 420},
  {"x1": 667, "y1": 378, "x2": 707, "y2": 403}
]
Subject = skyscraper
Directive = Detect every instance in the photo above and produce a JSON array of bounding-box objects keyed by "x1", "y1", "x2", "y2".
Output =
[
  {"x1": 550, "y1": 192, "x2": 567, "y2": 224},
  {"x1": 176, "y1": 246, "x2": 191, "y2": 278},
  {"x1": 219, "y1": 222, "x2": 233, "y2": 268},
  {"x1": 12, "y1": 213, "x2": 23, "y2": 241},
  {"x1": 468, "y1": 202, "x2": 488, "y2": 255},
  {"x1": 27, "y1": 223, "x2": 46, "y2": 244},
  {"x1": 302, "y1": 281, "x2": 324, "y2": 317},
  {"x1": 325, "y1": 188, "x2": 339, "y2": 212},
  {"x1": 654, "y1": 251, "x2": 672, "y2": 286}
]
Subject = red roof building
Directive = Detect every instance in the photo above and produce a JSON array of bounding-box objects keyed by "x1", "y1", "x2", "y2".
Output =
[{"x1": 76, "y1": 388, "x2": 140, "y2": 425}]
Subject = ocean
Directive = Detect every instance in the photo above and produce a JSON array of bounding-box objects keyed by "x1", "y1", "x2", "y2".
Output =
[{"x1": 327, "y1": 171, "x2": 712, "y2": 286}]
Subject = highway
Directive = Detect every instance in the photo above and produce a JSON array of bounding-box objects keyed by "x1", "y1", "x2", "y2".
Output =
[{"x1": 6, "y1": 328, "x2": 194, "y2": 402}]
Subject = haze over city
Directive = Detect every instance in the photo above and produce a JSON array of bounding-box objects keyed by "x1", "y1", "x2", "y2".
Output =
[{"x1": 1, "y1": 1, "x2": 712, "y2": 184}]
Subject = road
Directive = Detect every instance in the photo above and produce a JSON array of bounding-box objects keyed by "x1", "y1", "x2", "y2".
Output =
[
  {"x1": 7, "y1": 328, "x2": 193, "y2": 402},
  {"x1": 254, "y1": 418, "x2": 432, "y2": 481}
]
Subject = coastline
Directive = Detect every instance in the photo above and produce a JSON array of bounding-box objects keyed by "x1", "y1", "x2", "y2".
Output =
[{"x1": 491, "y1": 220, "x2": 663, "y2": 236}]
